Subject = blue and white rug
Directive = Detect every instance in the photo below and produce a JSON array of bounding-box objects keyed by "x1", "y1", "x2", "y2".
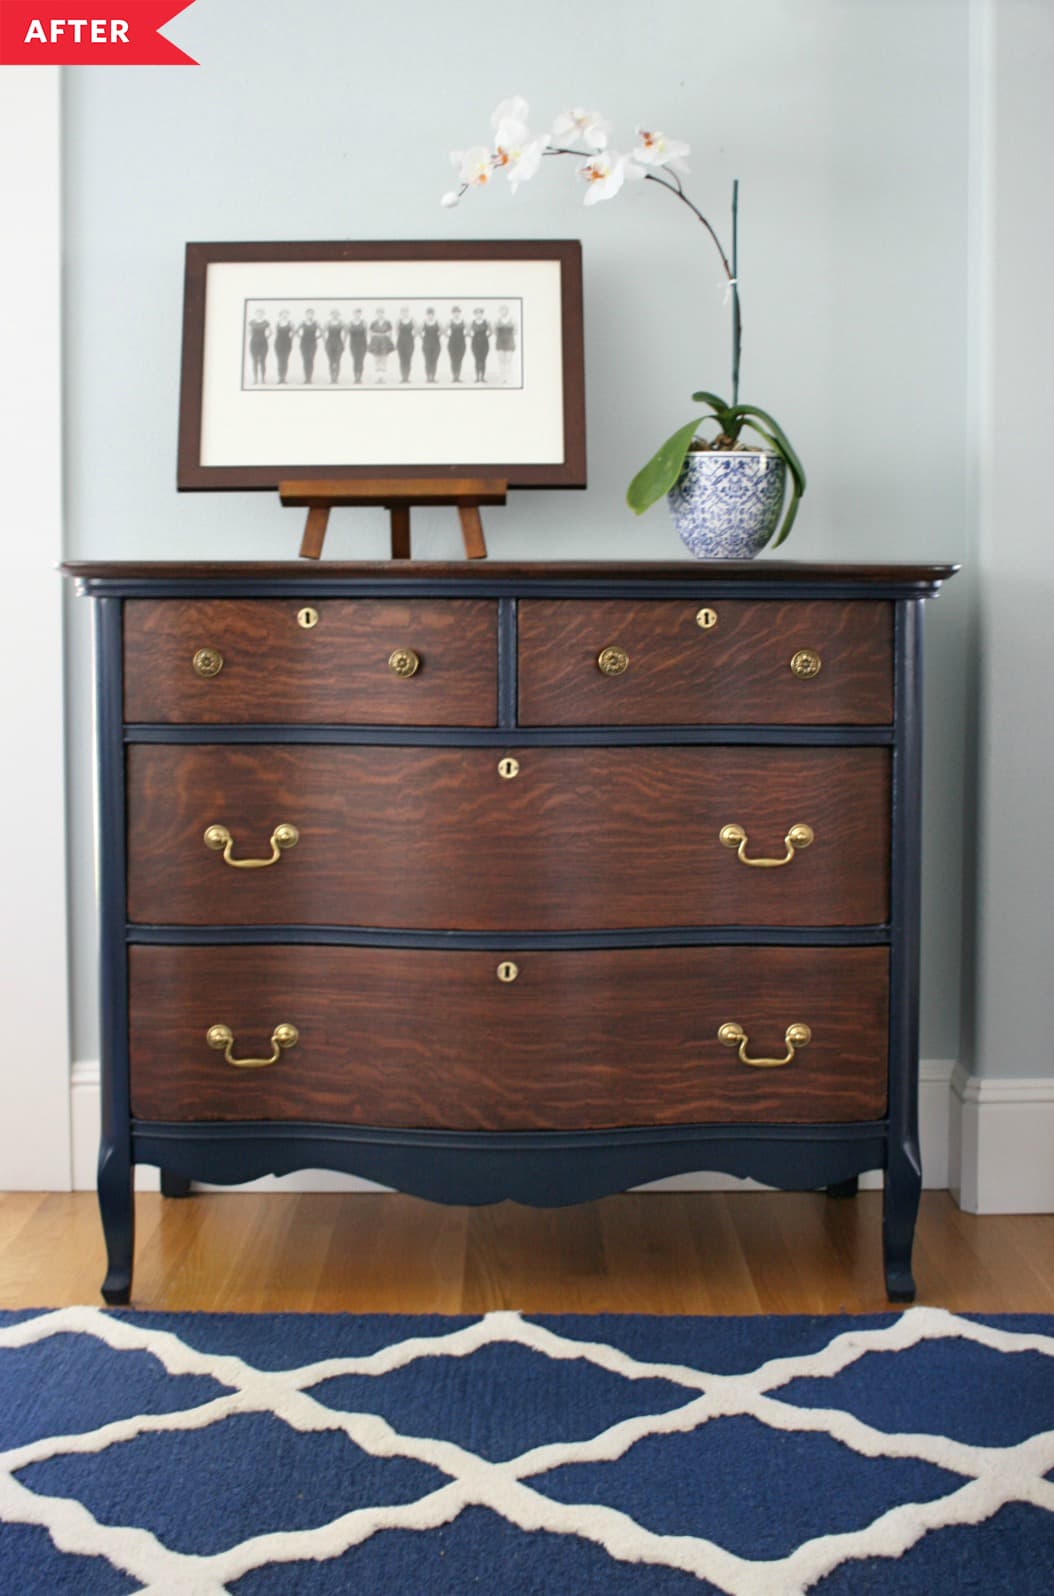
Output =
[{"x1": 1, "y1": 1306, "x2": 1052, "y2": 1593}]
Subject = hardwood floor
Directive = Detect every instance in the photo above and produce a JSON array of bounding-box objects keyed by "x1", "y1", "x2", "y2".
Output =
[{"x1": 1, "y1": 1190, "x2": 1051, "y2": 1314}]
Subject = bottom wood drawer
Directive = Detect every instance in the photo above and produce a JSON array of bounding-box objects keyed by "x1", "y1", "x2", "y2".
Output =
[{"x1": 128, "y1": 945, "x2": 889, "y2": 1130}]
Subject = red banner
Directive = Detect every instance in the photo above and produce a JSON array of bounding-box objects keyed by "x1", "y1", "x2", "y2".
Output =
[{"x1": 0, "y1": 2, "x2": 197, "y2": 64}]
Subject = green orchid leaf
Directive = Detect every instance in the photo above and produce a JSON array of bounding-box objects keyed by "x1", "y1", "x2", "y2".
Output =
[
  {"x1": 739, "y1": 418, "x2": 804, "y2": 499},
  {"x1": 626, "y1": 417, "x2": 705, "y2": 515},
  {"x1": 770, "y1": 475, "x2": 802, "y2": 548},
  {"x1": 690, "y1": 390, "x2": 730, "y2": 412},
  {"x1": 740, "y1": 418, "x2": 781, "y2": 457},
  {"x1": 729, "y1": 404, "x2": 806, "y2": 492},
  {"x1": 689, "y1": 391, "x2": 736, "y2": 433}
]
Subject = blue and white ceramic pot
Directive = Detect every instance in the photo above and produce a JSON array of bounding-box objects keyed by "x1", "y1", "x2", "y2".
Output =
[{"x1": 667, "y1": 449, "x2": 786, "y2": 559}]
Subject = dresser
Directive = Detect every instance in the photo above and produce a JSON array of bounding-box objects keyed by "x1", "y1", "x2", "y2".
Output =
[{"x1": 67, "y1": 560, "x2": 956, "y2": 1305}]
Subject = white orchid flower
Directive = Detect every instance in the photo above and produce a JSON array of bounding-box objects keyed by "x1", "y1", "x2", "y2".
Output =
[
  {"x1": 552, "y1": 108, "x2": 612, "y2": 151},
  {"x1": 440, "y1": 191, "x2": 461, "y2": 208},
  {"x1": 493, "y1": 122, "x2": 550, "y2": 191},
  {"x1": 451, "y1": 146, "x2": 494, "y2": 188},
  {"x1": 578, "y1": 150, "x2": 644, "y2": 205},
  {"x1": 633, "y1": 127, "x2": 691, "y2": 173},
  {"x1": 491, "y1": 96, "x2": 531, "y2": 132}
]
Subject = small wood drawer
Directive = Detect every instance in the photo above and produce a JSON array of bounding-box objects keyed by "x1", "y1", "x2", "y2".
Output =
[
  {"x1": 126, "y1": 744, "x2": 890, "y2": 929},
  {"x1": 123, "y1": 599, "x2": 497, "y2": 725},
  {"x1": 518, "y1": 599, "x2": 893, "y2": 725},
  {"x1": 128, "y1": 945, "x2": 889, "y2": 1129}
]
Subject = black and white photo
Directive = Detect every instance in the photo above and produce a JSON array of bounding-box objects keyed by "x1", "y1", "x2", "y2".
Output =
[{"x1": 239, "y1": 297, "x2": 524, "y2": 391}]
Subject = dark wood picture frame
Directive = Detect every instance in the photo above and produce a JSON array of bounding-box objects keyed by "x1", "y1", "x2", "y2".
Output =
[{"x1": 177, "y1": 240, "x2": 586, "y2": 492}]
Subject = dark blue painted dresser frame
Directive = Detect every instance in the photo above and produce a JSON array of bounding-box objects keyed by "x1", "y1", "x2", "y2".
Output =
[{"x1": 68, "y1": 560, "x2": 956, "y2": 1305}]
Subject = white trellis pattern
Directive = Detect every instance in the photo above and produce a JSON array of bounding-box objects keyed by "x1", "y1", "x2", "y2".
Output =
[{"x1": 1, "y1": 1305, "x2": 1052, "y2": 1595}]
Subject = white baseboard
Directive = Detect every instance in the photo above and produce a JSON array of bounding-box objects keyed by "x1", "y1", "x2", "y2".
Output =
[
  {"x1": 68, "y1": 1056, "x2": 958, "y2": 1198},
  {"x1": 949, "y1": 1063, "x2": 1054, "y2": 1213}
]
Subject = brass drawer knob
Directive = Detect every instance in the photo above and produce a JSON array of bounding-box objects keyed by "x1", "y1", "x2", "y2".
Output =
[
  {"x1": 192, "y1": 647, "x2": 224, "y2": 679},
  {"x1": 696, "y1": 607, "x2": 718, "y2": 630},
  {"x1": 597, "y1": 645, "x2": 629, "y2": 677},
  {"x1": 206, "y1": 1021, "x2": 299, "y2": 1069},
  {"x1": 498, "y1": 756, "x2": 520, "y2": 780},
  {"x1": 790, "y1": 648, "x2": 822, "y2": 680},
  {"x1": 719, "y1": 822, "x2": 814, "y2": 868},
  {"x1": 389, "y1": 647, "x2": 421, "y2": 679},
  {"x1": 204, "y1": 822, "x2": 299, "y2": 868},
  {"x1": 718, "y1": 1021, "x2": 811, "y2": 1069},
  {"x1": 496, "y1": 960, "x2": 519, "y2": 983}
]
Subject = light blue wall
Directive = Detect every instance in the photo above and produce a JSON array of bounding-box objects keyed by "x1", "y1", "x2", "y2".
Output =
[
  {"x1": 969, "y1": 0, "x2": 1054, "y2": 1081},
  {"x1": 63, "y1": 0, "x2": 973, "y2": 1065}
]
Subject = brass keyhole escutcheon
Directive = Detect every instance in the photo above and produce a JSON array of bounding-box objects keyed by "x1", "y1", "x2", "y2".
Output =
[
  {"x1": 597, "y1": 645, "x2": 629, "y2": 677},
  {"x1": 496, "y1": 961, "x2": 519, "y2": 984},
  {"x1": 297, "y1": 606, "x2": 319, "y2": 629},
  {"x1": 388, "y1": 647, "x2": 421, "y2": 679},
  {"x1": 192, "y1": 647, "x2": 224, "y2": 679},
  {"x1": 790, "y1": 648, "x2": 822, "y2": 680},
  {"x1": 498, "y1": 757, "x2": 520, "y2": 780},
  {"x1": 696, "y1": 607, "x2": 718, "y2": 631}
]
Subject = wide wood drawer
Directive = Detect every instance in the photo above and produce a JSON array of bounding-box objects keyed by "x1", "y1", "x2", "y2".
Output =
[
  {"x1": 126, "y1": 745, "x2": 890, "y2": 928},
  {"x1": 518, "y1": 599, "x2": 893, "y2": 724},
  {"x1": 128, "y1": 945, "x2": 889, "y2": 1129},
  {"x1": 123, "y1": 599, "x2": 497, "y2": 724}
]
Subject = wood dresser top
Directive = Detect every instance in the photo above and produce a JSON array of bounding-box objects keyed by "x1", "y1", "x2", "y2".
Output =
[{"x1": 63, "y1": 561, "x2": 959, "y2": 595}]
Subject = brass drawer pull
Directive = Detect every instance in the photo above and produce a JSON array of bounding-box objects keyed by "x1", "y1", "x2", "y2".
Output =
[
  {"x1": 790, "y1": 648, "x2": 822, "y2": 679},
  {"x1": 389, "y1": 647, "x2": 421, "y2": 678},
  {"x1": 718, "y1": 1021, "x2": 811, "y2": 1069},
  {"x1": 597, "y1": 645, "x2": 629, "y2": 676},
  {"x1": 192, "y1": 647, "x2": 224, "y2": 679},
  {"x1": 206, "y1": 1022, "x2": 299, "y2": 1069},
  {"x1": 720, "y1": 822, "x2": 814, "y2": 867},
  {"x1": 204, "y1": 822, "x2": 299, "y2": 869}
]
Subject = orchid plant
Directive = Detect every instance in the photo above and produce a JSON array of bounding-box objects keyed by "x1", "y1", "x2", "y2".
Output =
[{"x1": 442, "y1": 97, "x2": 804, "y2": 547}]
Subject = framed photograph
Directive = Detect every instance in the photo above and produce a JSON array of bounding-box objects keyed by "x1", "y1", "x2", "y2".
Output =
[{"x1": 177, "y1": 240, "x2": 586, "y2": 491}]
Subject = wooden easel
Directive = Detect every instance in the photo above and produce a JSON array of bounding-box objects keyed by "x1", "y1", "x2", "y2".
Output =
[{"x1": 279, "y1": 477, "x2": 507, "y2": 561}]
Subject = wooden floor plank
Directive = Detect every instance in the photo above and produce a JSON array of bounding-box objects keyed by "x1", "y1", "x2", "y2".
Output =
[
  {"x1": 994, "y1": 1215, "x2": 1054, "y2": 1310},
  {"x1": 937, "y1": 1204, "x2": 1054, "y2": 1311},
  {"x1": 314, "y1": 1193, "x2": 468, "y2": 1315},
  {"x1": 461, "y1": 1200, "x2": 609, "y2": 1316},
  {"x1": 816, "y1": 1192, "x2": 887, "y2": 1313},
  {"x1": 0, "y1": 1191, "x2": 1051, "y2": 1315},
  {"x1": 680, "y1": 1194, "x2": 763, "y2": 1315},
  {"x1": 595, "y1": 1193, "x2": 726, "y2": 1314}
]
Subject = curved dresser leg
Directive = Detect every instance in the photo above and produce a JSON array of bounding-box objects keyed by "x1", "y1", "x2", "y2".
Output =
[
  {"x1": 98, "y1": 1139, "x2": 134, "y2": 1305},
  {"x1": 826, "y1": 1176, "x2": 859, "y2": 1199},
  {"x1": 883, "y1": 1143, "x2": 921, "y2": 1302},
  {"x1": 160, "y1": 1170, "x2": 192, "y2": 1199}
]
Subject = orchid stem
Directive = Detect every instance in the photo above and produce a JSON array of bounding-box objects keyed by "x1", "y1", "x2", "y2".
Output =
[
  {"x1": 639, "y1": 169, "x2": 733, "y2": 281},
  {"x1": 541, "y1": 147, "x2": 743, "y2": 401},
  {"x1": 731, "y1": 178, "x2": 740, "y2": 406}
]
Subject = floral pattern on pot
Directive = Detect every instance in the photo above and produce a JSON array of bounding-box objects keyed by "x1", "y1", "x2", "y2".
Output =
[{"x1": 668, "y1": 450, "x2": 787, "y2": 560}]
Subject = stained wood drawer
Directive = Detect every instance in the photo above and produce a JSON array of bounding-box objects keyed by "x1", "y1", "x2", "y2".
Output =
[
  {"x1": 128, "y1": 945, "x2": 889, "y2": 1129},
  {"x1": 123, "y1": 599, "x2": 497, "y2": 725},
  {"x1": 518, "y1": 599, "x2": 893, "y2": 725},
  {"x1": 126, "y1": 744, "x2": 890, "y2": 929}
]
